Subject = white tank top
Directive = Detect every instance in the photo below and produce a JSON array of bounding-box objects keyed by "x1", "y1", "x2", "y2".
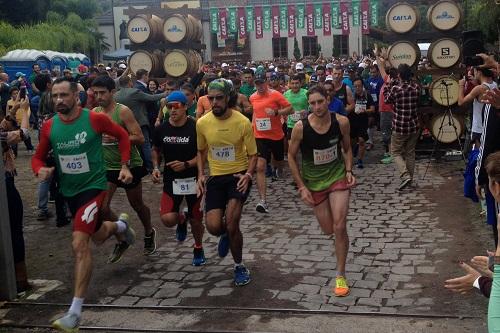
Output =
[{"x1": 471, "y1": 81, "x2": 497, "y2": 134}]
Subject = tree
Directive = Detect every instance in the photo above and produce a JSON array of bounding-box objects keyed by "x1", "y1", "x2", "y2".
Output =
[
  {"x1": 465, "y1": 0, "x2": 500, "y2": 47},
  {"x1": 293, "y1": 37, "x2": 301, "y2": 61}
]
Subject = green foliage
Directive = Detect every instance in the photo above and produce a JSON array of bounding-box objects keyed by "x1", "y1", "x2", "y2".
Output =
[
  {"x1": 293, "y1": 37, "x2": 301, "y2": 61},
  {"x1": 465, "y1": 0, "x2": 500, "y2": 46},
  {"x1": 46, "y1": 11, "x2": 65, "y2": 23}
]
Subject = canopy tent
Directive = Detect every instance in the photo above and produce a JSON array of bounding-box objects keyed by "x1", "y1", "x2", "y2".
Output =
[{"x1": 103, "y1": 48, "x2": 131, "y2": 61}]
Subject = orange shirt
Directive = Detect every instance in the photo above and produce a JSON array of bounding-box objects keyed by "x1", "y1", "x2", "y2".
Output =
[
  {"x1": 249, "y1": 89, "x2": 291, "y2": 140},
  {"x1": 196, "y1": 95, "x2": 212, "y2": 118}
]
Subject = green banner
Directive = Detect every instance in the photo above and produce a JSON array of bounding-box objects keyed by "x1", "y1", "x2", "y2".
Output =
[
  {"x1": 210, "y1": 8, "x2": 219, "y2": 33},
  {"x1": 297, "y1": 4, "x2": 305, "y2": 29},
  {"x1": 331, "y1": 2, "x2": 339, "y2": 28},
  {"x1": 280, "y1": 5, "x2": 287, "y2": 31},
  {"x1": 352, "y1": 0, "x2": 360, "y2": 26},
  {"x1": 263, "y1": 6, "x2": 271, "y2": 31},
  {"x1": 228, "y1": 7, "x2": 237, "y2": 33},
  {"x1": 314, "y1": 3, "x2": 322, "y2": 29},
  {"x1": 370, "y1": 0, "x2": 378, "y2": 26},
  {"x1": 246, "y1": 6, "x2": 254, "y2": 31}
]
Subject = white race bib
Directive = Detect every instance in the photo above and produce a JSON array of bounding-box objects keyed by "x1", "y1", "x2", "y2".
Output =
[
  {"x1": 59, "y1": 153, "x2": 90, "y2": 174},
  {"x1": 255, "y1": 118, "x2": 271, "y2": 131},
  {"x1": 211, "y1": 145, "x2": 235, "y2": 161},
  {"x1": 355, "y1": 102, "x2": 366, "y2": 114},
  {"x1": 371, "y1": 93, "x2": 378, "y2": 102},
  {"x1": 172, "y1": 177, "x2": 197, "y2": 195},
  {"x1": 290, "y1": 111, "x2": 301, "y2": 122},
  {"x1": 313, "y1": 146, "x2": 338, "y2": 165}
]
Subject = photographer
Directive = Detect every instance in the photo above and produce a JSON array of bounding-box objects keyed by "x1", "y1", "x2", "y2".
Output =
[{"x1": 6, "y1": 86, "x2": 34, "y2": 155}]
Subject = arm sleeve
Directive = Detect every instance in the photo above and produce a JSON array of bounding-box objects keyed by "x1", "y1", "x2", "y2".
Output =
[
  {"x1": 32, "y1": 119, "x2": 53, "y2": 174},
  {"x1": 196, "y1": 121, "x2": 207, "y2": 150},
  {"x1": 89, "y1": 112, "x2": 131, "y2": 163},
  {"x1": 479, "y1": 276, "x2": 492, "y2": 298},
  {"x1": 136, "y1": 90, "x2": 165, "y2": 103},
  {"x1": 243, "y1": 120, "x2": 257, "y2": 155},
  {"x1": 488, "y1": 265, "x2": 500, "y2": 330}
]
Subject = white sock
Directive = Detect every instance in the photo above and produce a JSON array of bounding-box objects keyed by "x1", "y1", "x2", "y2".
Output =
[
  {"x1": 234, "y1": 262, "x2": 244, "y2": 268},
  {"x1": 115, "y1": 220, "x2": 127, "y2": 233},
  {"x1": 68, "y1": 297, "x2": 84, "y2": 316}
]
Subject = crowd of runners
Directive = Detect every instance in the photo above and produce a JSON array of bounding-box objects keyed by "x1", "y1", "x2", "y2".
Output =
[{"x1": 1, "y1": 49, "x2": 500, "y2": 332}]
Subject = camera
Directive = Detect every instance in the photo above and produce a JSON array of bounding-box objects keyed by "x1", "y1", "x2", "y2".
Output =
[{"x1": 19, "y1": 86, "x2": 27, "y2": 99}]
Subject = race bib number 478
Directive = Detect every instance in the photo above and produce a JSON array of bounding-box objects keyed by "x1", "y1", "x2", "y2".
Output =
[
  {"x1": 313, "y1": 146, "x2": 338, "y2": 165},
  {"x1": 211, "y1": 145, "x2": 236, "y2": 161},
  {"x1": 59, "y1": 153, "x2": 90, "y2": 174}
]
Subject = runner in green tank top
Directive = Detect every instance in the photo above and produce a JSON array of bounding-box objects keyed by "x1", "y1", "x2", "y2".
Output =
[
  {"x1": 288, "y1": 85, "x2": 356, "y2": 299},
  {"x1": 32, "y1": 78, "x2": 136, "y2": 332},
  {"x1": 91, "y1": 76, "x2": 157, "y2": 259}
]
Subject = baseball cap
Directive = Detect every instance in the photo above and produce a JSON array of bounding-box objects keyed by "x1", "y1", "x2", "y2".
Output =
[
  {"x1": 97, "y1": 63, "x2": 105, "y2": 67},
  {"x1": 118, "y1": 63, "x2": 127, "y2": 69},
  {"x1": 309, "y1": 74, "x2": 319, "y2": 83},
  {"x1": 105, "y1": 66, "x2": 111, "y2": 71},
  {"x1": 221, "y1": 63, "x2": 229, "y2": 68},
  {"x1": 270, "y1": 72, "x2": 279, "y2": 81},
  {"x1": 325, "y1": 75, "x2": 333, "y2": 82},
  {"x1": 295, "y1": 62, "x2": 304, "y2": 70},
  {"x1": 254, "y1": 72, "x2": 266, "y2": 83},
  {"x1": 326, "y1": 63, "x2": 334, "y2": 70},
  {"x1": 166, "y1": 91, "x2": 187, "y2": 104},
  {"x1": 15, "y1": 72, "x2": 25, "y2": 78}
]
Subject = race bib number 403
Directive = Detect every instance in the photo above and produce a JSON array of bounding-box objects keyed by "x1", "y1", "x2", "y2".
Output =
[
  {"x1": 255, "y1": 118, "x2": 271, "y2": 131},
  {"x1": 172, "y1": 177, "x2": 197, "y2": 195},
  {"x1": 59, "y1": 153, "x2": 90, "y2": 174},
  {"x1": 211, "y1": 145, "x2": 236, "y2": 161},
  {"x1": 313, "y1": 146, "x2": 338, "y2": 165}
]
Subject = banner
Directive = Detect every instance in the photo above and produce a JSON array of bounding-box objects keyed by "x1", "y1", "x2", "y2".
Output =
[
  {"x1": 370, "y1": 0, "x2": 378, "y2": 26},
  {"x1": 352, "y1": 0, "x2": 360, "y2": 26},
  {"x1": 272, "y1": 5, "x2": 280, "y2": 38},
  {"x1": 238, "y1": 7, "x2": 246, "y2": 39},
  {"x1": 255, "y1": 6, "x2": 263, "y2": 39},
  {"x1": 219, "y1": 8, "x2": 228, "y2": 39},
  {"x1": 314, "y1": 3, "x2": 322, "y2": 29},
  {"x1": 331, "y1": 2, "x2": 340, "y2": 29},
  {"x1": 246, "y1": 6, "x2": 254, "y2": 31},
  {"x1": 306, "y1": 4, "x2": 315, "y2": 36},
  {"x1": 340, "y1": 2, "x2": 349, "y2": 35},
  {"x1": 263, "y1": 6, "x2": 271, "y2": 31},
  {"x1": 297, "y1": 4, "x2": 305, "y2": 29},
  {"x1": 210, "y1": 8, "x2": 219, "y2": 33},
  {"x1": 361, "y1": 1, "x2": 370, "y2": 34},
  {"x1": 228, "y1": 7, "x2": 237, "y2": 33},
  {"x1": 323, "y1": 3, "x2": 331, "y2": 36},
  {"x1": 280, "y1": 5, "x2": 287, "y2": 32},
  {"x1": 288, "y1": 5, "x2": 296, "y2": 37}
]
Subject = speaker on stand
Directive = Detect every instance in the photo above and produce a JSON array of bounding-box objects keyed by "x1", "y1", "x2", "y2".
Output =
[{"x1": 462, "y1": 30, "x2": 485, "y2": 67}]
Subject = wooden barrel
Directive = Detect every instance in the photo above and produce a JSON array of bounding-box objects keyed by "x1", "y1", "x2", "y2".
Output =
[
  {"x1": 430, "y1": 113, "x2": 464, "y2": 143},
  {"x1": 387, "y1": 41, "x2": 420, "y2": 68},
  {"x1": 163, "y1": 49, "x2": 202, "y2": 77},
  {"x1": 430, "y1": 76, "x2": 459, "y2": 106},
  {"x1": 163, "y1": 14, "x2": 202, "y2": 43},
  {"x1": 129, "y1": 50, "x2": 164, "y2": 77},
  {"x1": 427, "y1": 0, "x2": 462, "y2": 31},
  {"x1": 385, "y1": 3, "x2": 420, "y2": 34},
  {"x1": 428, "y1": 38, "x2": 461, "y2": 69},
  {"x1": 127, "y1": 15, "x2": 163, "y2": 44}
]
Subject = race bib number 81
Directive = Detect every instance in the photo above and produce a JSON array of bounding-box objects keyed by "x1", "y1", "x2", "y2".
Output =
[
  {"x1": 313, "y1": 146, "x2": 338, "y2": 165},
  {"x1": 59, "y1": 153, "x2": 90, "y2": 174},
  {"x1": 211, "y1": 145, "x2": 235, "y2": 161},
  {"x1": 172, "y1": 177, "x2": 197, "y2": 195}
]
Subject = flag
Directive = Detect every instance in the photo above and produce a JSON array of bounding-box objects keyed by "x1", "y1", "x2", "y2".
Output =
[
  {"x1": 323, "y1": 3, "x2": 331, "y2": 36},
  {"x1": 280, "y1": 5, "x2": 287, "y2": 32},
  {"x1": 228, "y1": 7, "x2": 237, "y2": 33},
  {"x1": 210, "y1": 8, "x2": 219, "y2": 33},
  {"x1": 219, "y1": 8, "x2": 228, "y2": 39},
  {"x1": 255, "y1": 6, "x2": 263, "y2": 39},
  {"x1": 297, "y1": 4, "x2": 305, "y2": 29},
  {"x1": 246, "y1": 6, "x2": 254, "y2": 31},
  {"x1": 272, "y1": 5, "x2": 280, "y2": 38},
  {"x1": 306, "y1": 3, "x2": 315, "y2": 36},
  {"x1": 238, "y1": 7, "x2": 246, "y2": 39},
  {"x1": 288, "y1": 4, "x2": 296, "y2": 37},
  {"x1": 370, "y1": 0, "x2": 378, "y2": 26},
  {"x1": 332, "y1": 2, "x2": 340, "y2": 29},
  {"x1": 353, "y1": 1, "x2": 360, "y2": 27},
  {"x1": 340, "y1": 2, "x2": 349, "y2": 35},
  {"x1": 361, "y1": 1, "x2": 370, "y2": 34},
  {"x1": 263, "y1": 6, "x2": 271, "y2": 31},
  {"x1": 314, "y1": 3, "x2": 322, "y2": 29}
]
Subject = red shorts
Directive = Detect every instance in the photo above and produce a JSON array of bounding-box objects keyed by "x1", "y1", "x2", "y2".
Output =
[
  {"x1": 311, "y1": 179, "x2": 349, "y2": 206},
  {"x1": 66, "y1": 189, "x2": 107, "y2": 235},
  {"x1": 160, "y1": 192, "x2": 203, "y2": 221}
]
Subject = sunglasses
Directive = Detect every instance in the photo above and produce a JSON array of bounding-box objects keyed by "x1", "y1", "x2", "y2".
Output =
[
  {"x1": 207, "y1": 95, "x2": 225, "y2": 102},
  {"x1": 167, "y1": 102, "x2": 184, "y2": 109}
]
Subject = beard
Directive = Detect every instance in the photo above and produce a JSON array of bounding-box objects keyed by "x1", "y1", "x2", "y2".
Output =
[
  {"x1": 57, "y1": 101, "x2": 75, "y2": 115},
  {"x1": 212, "y1": 106, "x2": 227, "y2": 117}
]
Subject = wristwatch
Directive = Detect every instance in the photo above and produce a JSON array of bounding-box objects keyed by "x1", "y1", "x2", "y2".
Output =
[{"x1": 184, "y1": 161, "x2": 189, "y2": 169}]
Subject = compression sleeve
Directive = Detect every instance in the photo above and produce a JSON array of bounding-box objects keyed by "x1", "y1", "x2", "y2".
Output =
[
  {"x1": 89, "y1": 112, "x2": 131, "y2": 164},
  {"x1": 31, "y1": 118, "x2": 53, "y2": 174},
  {"x1": 488, "y1": 265, "x2": 500, "y2": 332}
]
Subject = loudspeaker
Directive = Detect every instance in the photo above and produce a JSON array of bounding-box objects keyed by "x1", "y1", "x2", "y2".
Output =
[{"x1": 462, "y1": 30, "x2": 485, "y2": 66}]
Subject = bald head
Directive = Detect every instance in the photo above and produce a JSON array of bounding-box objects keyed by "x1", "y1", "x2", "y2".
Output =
[{"x1": 0, "y1": 73, "x2": 9, "y2": 82}]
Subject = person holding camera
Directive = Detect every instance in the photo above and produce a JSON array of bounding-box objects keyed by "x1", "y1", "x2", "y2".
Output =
[{"x1": 6, "y1": 86, "x2": 34, "y2": 155}]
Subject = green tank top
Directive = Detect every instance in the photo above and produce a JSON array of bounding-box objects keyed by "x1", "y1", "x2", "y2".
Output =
[
  {"x1": 94, "y1": 103, "x2": 142, "y2": 170},
  {"x1": 50, "y1": 108, "x2": 107, "y2": 197}
]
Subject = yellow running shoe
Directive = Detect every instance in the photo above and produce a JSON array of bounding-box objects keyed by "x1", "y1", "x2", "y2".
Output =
[{"x1": 334, "y1": 276, "x2": 350, "y2": 297}]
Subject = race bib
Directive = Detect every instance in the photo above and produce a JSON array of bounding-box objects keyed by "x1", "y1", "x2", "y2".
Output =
[
  {"x1": 355, "y1": 102, "x2": 366, "y2": 114},
  {"x1": 371, "y1": 93, "x2": 378, "y2": 102},
  {"x1": 59, "y1": 153, "x2": 90, "y2": 174},
  {"x1": 172, "y1": 177, "x2": 197, "y2": 195},
  {"x1": 290, "y1": 111, "x2": 301, "y2": 122},
  {"x1": 255, "y1": 118, "x2": 271, "y2": 131},
  {"x1": 313, "y1": 146, "x2": 338, "y2": 165},
  {"x1": 211, "y1": 145, "x2": 235, "y2": 161}
]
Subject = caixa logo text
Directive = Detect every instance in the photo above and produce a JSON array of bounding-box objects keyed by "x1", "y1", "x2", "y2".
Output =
[
  {"x1": 131, "y1": 27, "x2": 148, "y2": 32},
  {"x1": 392, "y1": 15, "x2": 413, "y2": 21}
]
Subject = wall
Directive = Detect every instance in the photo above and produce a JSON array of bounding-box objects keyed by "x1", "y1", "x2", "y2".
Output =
[{"x1": 98, "y1": 24, "x2": 116, "y2": 52}]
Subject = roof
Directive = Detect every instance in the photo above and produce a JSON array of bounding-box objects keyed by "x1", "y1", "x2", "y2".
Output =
[{"x1": 0, "y1": 49, "x2": 50, "y2": 61}]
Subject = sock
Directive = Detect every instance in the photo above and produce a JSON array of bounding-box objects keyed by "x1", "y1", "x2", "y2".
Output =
[
  {"x1": 234, "y1": 262, "x2": 244, "y2": 268},
  {"x1": 336, "y1": 271, "x2": 346, "y2": 278},
  {"x1": 68, "y1": 297, "x2": 84, "y2": 316},
  {"x1": 115, "y1": 220, "x2": 126, "y2": 233},
  {"x1": 194, "y1": 243, "x2": 202, "y2": 249}
]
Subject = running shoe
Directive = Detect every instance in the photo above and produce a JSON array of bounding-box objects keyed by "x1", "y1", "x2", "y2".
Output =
[
  {"x1": 356, "y1": 159, "x2": 364, "y2": 169},
  {"x1": 37, "y1": 210, "x2": 53, "y2": 221},
  {"x1": 381, "y1": 155, "x2": 394, "y2": 164},
  {"x1": 218, "y1": 233, "x2": 230, "y2": 258},
  {"x1": 234, "y1": 265, "x2": 251, "y2": 286},
  {"x1": 108, "y1": 213, "x2": 136, "y2": 264},
  {"x1": 333, "y1": 276, "x2": 350, "y2": 297},
  {"x1": 265, "y1": 164, "x2": 273, "y2": 177},
  {"x1": 52, "y1": 312, "x2": 80, "y2": 333},
  {"x1": 398, "y1": 178, "x2": 412, "y2": 191},
  {"x1": 256, "y1": 200, "x2": 269, "y2": 213},
  {"x1": 176, "y1": 220, "x2": 188, "y2": 242},
  {"x1": 143, "y1": 227, "x2": 157, "y2": 256},
  {"x1": 192, "y1": 247, "x2": 206, "y2": 266}
]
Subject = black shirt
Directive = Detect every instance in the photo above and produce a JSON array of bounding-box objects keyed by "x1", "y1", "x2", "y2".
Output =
[{"x1": 334, "y1": 83, "x2": 348, "y2": 107}]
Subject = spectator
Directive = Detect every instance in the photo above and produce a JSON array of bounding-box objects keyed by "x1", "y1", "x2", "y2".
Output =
[
  {"x1": 6, "y1": 86, "x2": 34, "y2": 155},
  {"x1": 134, "y1": 69, "x2": 149, "y2": 93},
  {"x1": 0, "y1": 72, "x2": 11, "y2": 118}
]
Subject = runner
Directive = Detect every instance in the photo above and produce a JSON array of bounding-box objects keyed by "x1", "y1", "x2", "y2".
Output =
[
  {"x1": 196, "y1": 79, "x2": 257, "y2": 286},
  {"x1": 331, "y1": 66, "x2": 355, "y2": 114},
  {"x1": 32, "y1": 78, "x2": 135, "y2": 332},
  {"x1": 351, "y1": 77, "x2": 375, "y2": 169},
  {"x1": 91, "y1": 76, "x2": 157, "y2": 260},
  {"x1": 249, "y1": 73, "x2": 292, "y2": 213},
  {"x1": 151, "y1": 91, "x2": 206, "y2": 266},
  {"x1": 284, "y1": 75, "x2": 309, "y2": 141},
  {"x1": 287, "y1": 85, "x2": 356, "y2": 297}
]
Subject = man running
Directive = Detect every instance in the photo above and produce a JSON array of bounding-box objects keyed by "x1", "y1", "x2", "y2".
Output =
[
  {"x1": 196, "y1": 79, "x2": 257, "y2": 286},
  {"x1": 249, "y1": 73, "x2": 292, "y2": 213},
  {"x1": 284, "y1": 75, "x2": 309, "y2": 141},
  {"x1": 288, "y1": 85, "x2": 355, "y2": 297},
  {"x1": 351, "y1": 77, "x2": 375, "y2": 169},
  {"x1": 32, "y1": 78, "x2": 135, "y2": 332},
  {"x1": 152, "y1": 91, "x2": 206, "y2": 266},
  {"x1": 91, "y1": 76, "x2": 157, "y2": 260}
]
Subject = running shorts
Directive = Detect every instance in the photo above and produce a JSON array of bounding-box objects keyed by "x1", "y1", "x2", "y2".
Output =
[
  {"x1": 256, "y1": 138, "x2": 285, "y2": 162},
  {"x1": 66, "y1": 189, "x2": 107, "y2": 235},
  {"x1": 205, "y1": 172, "x2": 252, "y2": 212},
  {"x1": 311, "y1": 178, "x2": 350, "y2": 206},
  {"x1": 160, "y1": 192, "x2": 203, "y2": 221},
  {"x1": 107, "y1": 166, "x2": 147, "y2": 190}
]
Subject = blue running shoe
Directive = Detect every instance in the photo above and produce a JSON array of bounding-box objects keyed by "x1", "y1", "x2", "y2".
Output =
[
  {"x1": 192, "y1": 247, "x2": 206, "y2": 266},
  {"x1": 234, "y1": 265, "x2": 251, "y2": 286},
  {"x1": 265, "y1": 163, "x2": 273, "y2": 177},
  {"x1": 218, "y1": 233, "x2": 229, "y2": 258},
  {"x1": 176, "y1": 221, "x2": 187, "y2": 242}
]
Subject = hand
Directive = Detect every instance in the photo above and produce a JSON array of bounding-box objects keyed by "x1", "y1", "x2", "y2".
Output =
[
  {"x1": 196, "y1": 175, "x2": 206, "y2": 198},
  {"x1": 444, "y1": 262, "x2": 481, "y2": 294},
  {"x1": 380, "y1": 47, "x2": 388, "y2": 60},
  {"x1": 475, "y1": 185, "x2": 483, "y2": 200},
  {"x1": 476, "y1": 53, "x2": 498, "y2": 70},
  {"x1": 234, "y1": 173, "x2": 251, "y2": 193},
  {"x1": 471, "y1": 255, "x2": 493, "y2": 278},
  {"x1": 154, "y1": 118, "x2": 161, "y2": 127},
  {"x1": 19, "y1": 97, "x2": 29, "y2": 109},
  {"x1": 102, "y1": 133, "x2": 117, "y2": 144},
  {"x1": 37, "y1": 166, "x2": 55, "y2": 181},
  {"x1": 265, "y1": 108, "x2": 276, "y2": 116},
  {"x1": 166, "y1": 160, "x2": 186, "y2": 172},
  {"x1": 373, "y1": 43, "x2": 379, "y2": 57},
  {"x1": 346, "y1": 172, "x2": 356, "y2": 188},
  {"x1": 459, "y1": 78, "x2": 466, "y2": 87},
  {"x1": 480, "y1": 88, "x2": 500, "y2": 109},
  {"x1": 298, "y1": 186, "x2": 315, "y2": 207},
  {"x1": 152, "y1": 168, "x2": 161, "y2": 183},
  {"x1": 118, "y1": 166, "x2": 133, "y2": 184}
]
